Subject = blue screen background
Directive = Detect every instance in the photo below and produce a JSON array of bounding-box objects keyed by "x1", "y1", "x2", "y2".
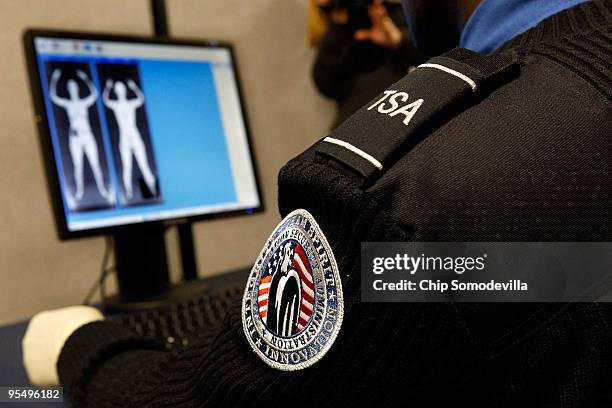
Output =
[{"x1": 37, "y1": 54, "x2": 237, "y2": 229}]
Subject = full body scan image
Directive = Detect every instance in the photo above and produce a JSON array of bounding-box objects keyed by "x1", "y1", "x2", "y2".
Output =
[
  {"x1": 49, "y1": 69, "x2": 113, "y2": 206},
  {"x1": 103, "y1": 79, "x2": 157, "y2": 200}
]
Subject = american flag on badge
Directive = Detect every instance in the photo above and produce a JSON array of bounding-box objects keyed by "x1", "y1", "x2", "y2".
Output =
[
  {"x1": 257, "y1": 240, "x2": 315, "y2": 334},
  {"x1": 242, "y1": 209, "x2": 343, "y2": 370}
]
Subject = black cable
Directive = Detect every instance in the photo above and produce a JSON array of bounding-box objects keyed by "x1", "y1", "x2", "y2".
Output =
[
  {"x1": 151, "y1": 0, "x2": 169, "y2": 36},
  {"x1": 82, "y1": 236, "x2": 115, "y2": 306}
]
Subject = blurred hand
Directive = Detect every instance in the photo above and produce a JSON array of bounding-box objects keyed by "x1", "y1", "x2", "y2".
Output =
[
  {"x1": 51, "y1": 69, "x2": 61, "y2": 81},
  {"x1": 105, "y1": 79, "x2": 113, "y2": 89},
  {"x1": 317, "y1": 0, "x2": 348, "y2": 25},
  {"x1": 354, "y1": 0, "x2": 403, "y2": 49},
  {"x1": 22, "y1": 306, "x2": 104, "y2": 386},
  {"x1": 127, "y1": 79, "x2": 137, "y2": 89},
  {"x1": 329, "y1": 7, "x2": 349, "y2": 25}
]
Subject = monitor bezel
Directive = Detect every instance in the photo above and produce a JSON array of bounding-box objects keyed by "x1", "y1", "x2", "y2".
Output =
[{"x1": 23, "y1": 28, "x2": 264, "y2": 240}]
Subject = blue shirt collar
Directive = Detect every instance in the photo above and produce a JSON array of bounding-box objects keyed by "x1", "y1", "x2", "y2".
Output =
[{"x1": 460, "y1": 0, "x2": 589, "y2": 54}]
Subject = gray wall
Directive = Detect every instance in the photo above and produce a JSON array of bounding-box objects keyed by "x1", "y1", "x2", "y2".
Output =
[{"x1": 0, "y1": 0, "x2": 335, "y2": 324}]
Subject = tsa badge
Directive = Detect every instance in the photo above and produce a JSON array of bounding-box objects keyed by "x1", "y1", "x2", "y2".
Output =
[{"x1": 242, "y1": 209, "x2": 344, "y2": 370}]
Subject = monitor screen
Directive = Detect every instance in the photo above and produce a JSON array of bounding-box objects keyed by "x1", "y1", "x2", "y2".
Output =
[{"x1": 28, "y1": 33, "x2": 261, "y2": 234}]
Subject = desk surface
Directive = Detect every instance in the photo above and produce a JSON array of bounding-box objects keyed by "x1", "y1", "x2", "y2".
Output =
[
  {"x1": 0, "y1": 320, "x2": 31, "y2": 387},
  {"x1": 0, "y1": 319, "x2": 69, "y2": 407}
]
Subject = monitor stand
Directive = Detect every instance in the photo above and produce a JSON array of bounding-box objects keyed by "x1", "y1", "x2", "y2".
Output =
[
  {"x1": 103, "y1": 224, "x2": 171, "y2": 313},
  {"x1": 102, "y1": 224, "x2": 249, "y2": 313}
]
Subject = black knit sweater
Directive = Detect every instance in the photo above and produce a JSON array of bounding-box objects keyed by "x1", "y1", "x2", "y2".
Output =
[{"x1": 58, "y1": 1, "x2": 612, "y2": 406}]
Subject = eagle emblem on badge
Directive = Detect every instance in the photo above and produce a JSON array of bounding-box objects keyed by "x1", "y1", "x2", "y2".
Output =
[{"x1": 242, "y1": 209, "x2": 344, "y2": 370}]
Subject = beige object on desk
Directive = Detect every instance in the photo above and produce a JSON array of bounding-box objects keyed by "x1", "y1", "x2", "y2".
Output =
[{"x1": 22, "y1": 306, "x2": 104, "y2": 386}]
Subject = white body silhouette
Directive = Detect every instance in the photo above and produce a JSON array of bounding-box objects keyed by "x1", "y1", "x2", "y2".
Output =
[
  {"x1": 103, "y1": 79, "x2": 157, "y2": 199},
  {"x1": 50, "y1": 69, "x2": 112, "y2": 204}
]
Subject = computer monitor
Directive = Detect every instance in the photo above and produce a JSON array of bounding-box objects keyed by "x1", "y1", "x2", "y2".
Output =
[
  {"x1": 24, "y1": 30, "x2": 262, "y2": 237},
  {"x1": 24, "y1": 30, "x2": 263, "y2": 308}
]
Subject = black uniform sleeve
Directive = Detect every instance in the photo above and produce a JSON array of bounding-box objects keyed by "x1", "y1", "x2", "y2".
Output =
[
  {"x1": 57, "y1": 303, "x2": 251, "y2": 407},
  {"x1": 57, "y1": 321, "x2": 167, "y2": 406},
  {"x1": 56, "y1": 165, "x2": 482, "y2": 408}
]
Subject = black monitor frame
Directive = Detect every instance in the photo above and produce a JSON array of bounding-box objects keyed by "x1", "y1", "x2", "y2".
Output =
[{"x1": 23, "y1": 29, "x2": 264, "y2": 240}]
